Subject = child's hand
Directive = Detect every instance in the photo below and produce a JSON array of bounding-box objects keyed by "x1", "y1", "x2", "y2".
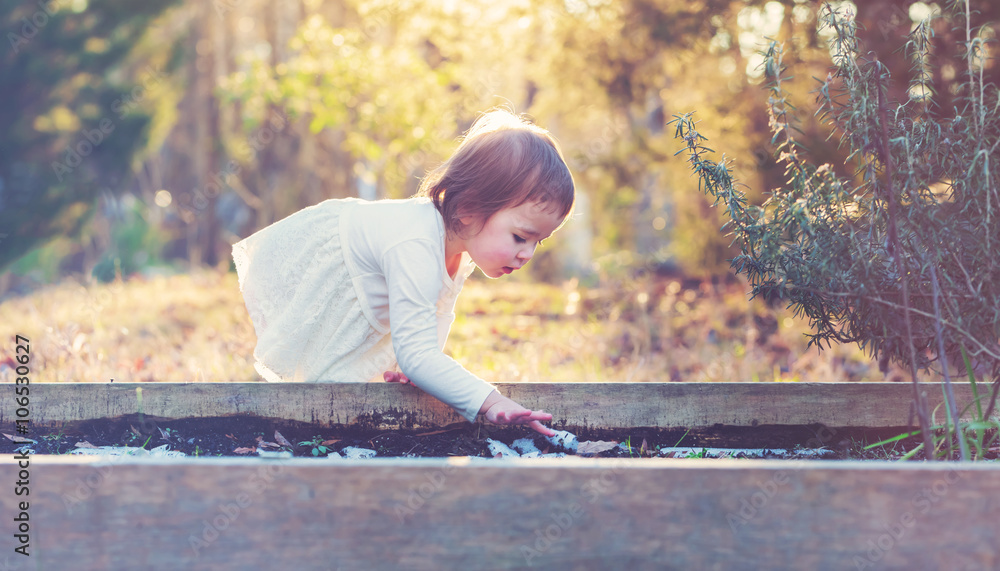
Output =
[
  {"x1": 383, "y1": 371, "x2": 411, "y2": 384},
  {"x1": 479, "y1": 392, "x2": 556, "y2": 437}
]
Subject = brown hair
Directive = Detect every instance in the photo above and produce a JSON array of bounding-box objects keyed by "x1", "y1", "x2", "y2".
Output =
[{"x1": 417, "y1": 109, "x2": 575, "y2": 238}]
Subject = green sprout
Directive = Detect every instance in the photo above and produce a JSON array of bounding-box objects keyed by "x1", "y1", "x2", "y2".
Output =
[{"x1": 298, "y1": 436, "x2": 331, "y2": 457}]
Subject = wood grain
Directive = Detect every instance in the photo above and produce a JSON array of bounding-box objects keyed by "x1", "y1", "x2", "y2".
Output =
[
  {"x1": 0, "y1": 382, "x2": 979, "y2": 430},
  {"x1": 0, "y1": 455, "x2": 995, "y2": 570}
]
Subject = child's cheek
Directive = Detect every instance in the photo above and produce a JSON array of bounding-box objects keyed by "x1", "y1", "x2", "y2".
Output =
[{"x1": 487, "y1": 244, "x2": 510, "y2": 263}]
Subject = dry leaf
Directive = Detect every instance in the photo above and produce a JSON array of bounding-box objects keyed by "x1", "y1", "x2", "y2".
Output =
[
  {"x1": 158, "y1": 427, "x2": 171, "y2": 440},
  {"x1": 321, "y1": 439, "x2": 340, "y2": 446},
  {"x1": 233, "y1": 447, "x2": 256, "y2": 455},
  {"x1": 256, "y1": 436, "x2": 281, "y2": 448},
  {"x1": 274, "y1": 430, "x2": 293, "y2": 448},
  {"x1": 640, "y1": 438, "x2": 650, "y2": 456},
  {"x1": 130, "y1": 425, "x2": 141, "y2": 437},
  {"x1": 256, "y1": 438, "x2": 281, "y2": 450},
  {"x1": 75, "y1": 441, "x2": 97, "y2": 448},
  {"x1": 3, "y1": 433, "x2": 36, "y2": 443},
  {"x1": 576, "y1": 440, "x2": 619, "y2": 456}
]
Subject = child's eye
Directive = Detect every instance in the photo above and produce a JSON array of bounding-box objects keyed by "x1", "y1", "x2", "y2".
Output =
[{"x1": 513, "y1": 234, "x2": 526, "y2": 243}]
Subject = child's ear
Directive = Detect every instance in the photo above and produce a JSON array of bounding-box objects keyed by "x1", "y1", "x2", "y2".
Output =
[{"x1": 457, "y1": 209, "x2": 477, "y2": 227}]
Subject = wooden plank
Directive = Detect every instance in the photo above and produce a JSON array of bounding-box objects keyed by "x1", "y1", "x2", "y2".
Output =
[
  {"x1": 0, "y1": 456, "x2": 996, "y2": 569},
  {"x1": 0, "y1": 382, "x2": 978, "y2": 430}
]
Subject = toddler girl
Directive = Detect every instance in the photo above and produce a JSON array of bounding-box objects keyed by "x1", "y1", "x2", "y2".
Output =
[{"x1": 232, "y1": 109, "x2": 575, "y2": 436}]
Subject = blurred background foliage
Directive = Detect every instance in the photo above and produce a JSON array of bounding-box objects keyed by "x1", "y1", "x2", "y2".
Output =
[
  {"x1": 1, "y1": 0, "x2": 997, "y2": 292},
  {"x1": 1, "y1": 0, "x2": 182, "y2": 282}
]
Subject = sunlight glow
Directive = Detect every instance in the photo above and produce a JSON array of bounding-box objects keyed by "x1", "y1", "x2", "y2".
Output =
[
  {"x1": 737, "y1": 1, "x2": 786, "y2": 79},
  {"x1": 909, "y1": 2, "x2": 941, "y2": 23},
  {"x1": 154, "y1": 190, "x2": 172, "y2": 208}
]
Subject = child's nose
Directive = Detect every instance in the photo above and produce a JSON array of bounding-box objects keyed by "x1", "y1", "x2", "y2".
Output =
[{"x1": 517, "y1": 244, "x2": 535, "y2": 261}]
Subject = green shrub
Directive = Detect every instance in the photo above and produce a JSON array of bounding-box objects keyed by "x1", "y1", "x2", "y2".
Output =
[{"x1": 673, "y1": 2, "x2": 999, "y2": 460}]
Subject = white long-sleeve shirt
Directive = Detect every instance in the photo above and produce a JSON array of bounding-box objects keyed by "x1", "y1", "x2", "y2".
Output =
[{"x1": 339, "y1": 197, "x2": 496, "y2": 422}]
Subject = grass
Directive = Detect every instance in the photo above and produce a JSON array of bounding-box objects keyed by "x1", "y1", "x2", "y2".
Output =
[{"x1": 0, "y1": 267, "x2": 893, "y2": 384}]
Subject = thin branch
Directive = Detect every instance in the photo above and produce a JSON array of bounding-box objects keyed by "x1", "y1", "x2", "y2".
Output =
[
  {"x1": 877, "y1": 64, "x2": 935, "y2": 460},
  {"x1": 784, "y1": 286, "x2": 1000, "y2": 363},
  {"x1": 931, "y1": 263, "x2": 969, "y2": 460}
]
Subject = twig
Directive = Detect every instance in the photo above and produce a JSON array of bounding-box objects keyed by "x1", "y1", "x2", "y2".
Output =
[
  {"x1": 931, "y1": 263, "x2": 969, "y2": 460},
  {"x1": 781, "y1": 285, "x2": 1000, "y2": 363},
  {"x1": 876, "y1": 63, "x2": 934, "y2": 460}
]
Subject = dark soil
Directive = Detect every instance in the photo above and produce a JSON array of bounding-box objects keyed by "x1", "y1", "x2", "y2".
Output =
[{"x1": 0, "y1": 414, "x2": 923, "y2": 459}]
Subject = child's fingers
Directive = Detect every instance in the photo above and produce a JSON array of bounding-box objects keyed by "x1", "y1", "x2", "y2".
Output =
[
  {"x1": 507, "y1": 411, "x2": 552, "y2": 425},
  {"x1": 493, "y1": 410, "x2": 529, "y2": 424},
  {"x1": 519, "y1": 410, "x2": 552, "y2": 422},
  {"x1": 383, "y1": 371, "x2": 410, "y2": 384},
  {"x1": 528, "y1": 420, "x2": 557, "y2": 437},
  {"x1": 506, "y1": 410, "x2": 532, "y2": 422}
]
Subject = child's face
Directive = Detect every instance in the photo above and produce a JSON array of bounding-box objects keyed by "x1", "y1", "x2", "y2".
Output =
[{"x1": 461, "y1": 201, "x2": 565, "y2": 279}]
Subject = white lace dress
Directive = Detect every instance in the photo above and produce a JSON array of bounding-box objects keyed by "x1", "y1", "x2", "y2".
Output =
[{"x1": 233, "y1": 198, "x2": 395, "y2": 384}]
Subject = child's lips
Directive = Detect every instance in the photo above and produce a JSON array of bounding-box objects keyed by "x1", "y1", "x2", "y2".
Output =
[{"x1": 502, "y1": 266, "x2": 515, "y2": 274}]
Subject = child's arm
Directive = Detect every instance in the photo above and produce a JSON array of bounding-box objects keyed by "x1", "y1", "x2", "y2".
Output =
[
  {"x1": 382, "y1": 240, "x2": 500, "y2": 421},
  {"x1": 382, "y1": 240, "x2": 556, "y2": 435}
]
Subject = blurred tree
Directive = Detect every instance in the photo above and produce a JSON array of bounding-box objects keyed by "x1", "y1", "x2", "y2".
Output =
[
  {"x1": 521, "y1": 0, "x2": 1000, "y2": 278},
  {"x1": 216, "y1": 0, "x2": 517, "y2": 210},
  {"x1": 0, "y1": 0, "x2": 181, "y2": 273},
  {"x1": 12, "y1": 0, "x2": 993, "y2": 286}
]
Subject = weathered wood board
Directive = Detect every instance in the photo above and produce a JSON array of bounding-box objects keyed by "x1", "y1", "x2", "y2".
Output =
[
  {"x1": 0, "y1": 381, "x2": 980, "y2": 430},
  {"x1": 0, "y1": 455, "x2": 996, "y2": 570}
]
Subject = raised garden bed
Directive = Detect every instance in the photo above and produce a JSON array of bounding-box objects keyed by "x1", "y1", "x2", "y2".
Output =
[
  {"x1": 2, "y1": 381, "x2": 976, "y2": 459},
  {"x1": 2, "y1": 382, "x2": 997, "y2": 569},
  {"x1": 1, "y1": 413, "x2": 853, "y2": 460}
]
